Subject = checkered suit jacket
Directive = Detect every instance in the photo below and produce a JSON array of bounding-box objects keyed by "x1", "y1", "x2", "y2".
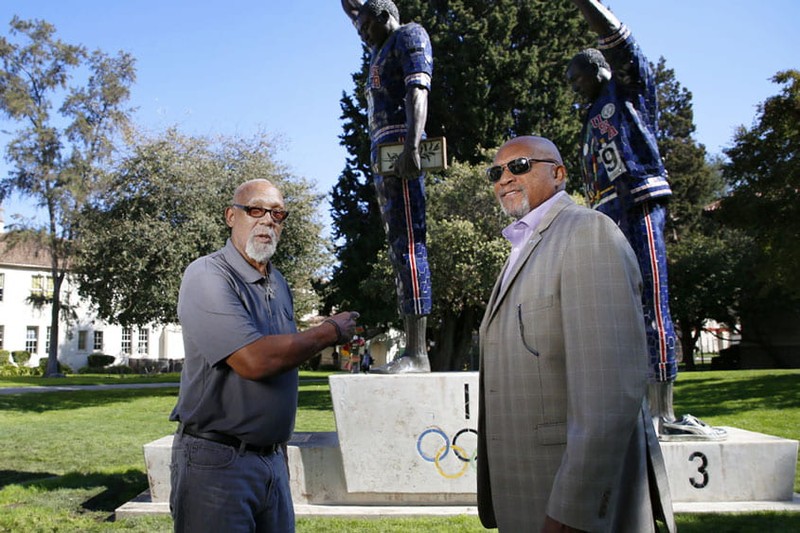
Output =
[{"x1": 477, "y1": 195, "x2": 675, "y2": 532}]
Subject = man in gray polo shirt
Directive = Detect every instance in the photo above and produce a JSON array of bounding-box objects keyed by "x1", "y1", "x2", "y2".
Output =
[{"x1": 169, "y1": 178, "x2": 359, "y2": 532}]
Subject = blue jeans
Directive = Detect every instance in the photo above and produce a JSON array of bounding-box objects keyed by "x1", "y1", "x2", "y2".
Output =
[{"x1": 170, "y1": 432, "x2": 294, "y2": 532}]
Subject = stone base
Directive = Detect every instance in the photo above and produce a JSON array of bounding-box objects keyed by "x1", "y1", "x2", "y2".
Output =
[
  {"x1": 329, "y1": 373, "x2": 478, "y2": 498},
  {"x1": 119, "y1": 373, "x2": 800, "y2": 518},
  {"x1": 114, "y1": 493, "x2": 800, "y2": 519},
  {"x1": 660, "y1": 426, "x2": 798, "y2": 502}
]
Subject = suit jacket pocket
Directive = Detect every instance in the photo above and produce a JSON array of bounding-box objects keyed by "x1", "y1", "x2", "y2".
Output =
[
  {"x1": 536, "y1": 422, "x2": 567, "y2": 446},
  {"x1": 517, "y1": 296, "x2": 555, "y2": 357}
]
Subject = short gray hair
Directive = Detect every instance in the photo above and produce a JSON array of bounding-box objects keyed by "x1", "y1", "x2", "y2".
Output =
[
  {"x1": 360, "y1": 0, "x2": 400, "y2": 23},
  {"x1": 569, "y1": 48, "x2": 610, "y2": 73}
]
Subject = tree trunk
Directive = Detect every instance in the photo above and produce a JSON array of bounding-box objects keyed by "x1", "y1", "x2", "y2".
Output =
[
  {"x1": 676, "y1": 315, "x2": 698, "y2": 371},
  {"x1": 429, "y1": 307, "x2": 477, "y2": 371},
  {"x1": 44, "y1": 274, "x2": 64, "y2": 377}
]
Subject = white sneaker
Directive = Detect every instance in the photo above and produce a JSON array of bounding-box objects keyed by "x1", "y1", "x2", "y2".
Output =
[{"x1": 659, "y1": 414, "x2": 728, "y2": 441}]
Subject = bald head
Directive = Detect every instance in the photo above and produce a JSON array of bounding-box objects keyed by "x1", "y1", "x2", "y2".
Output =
[
  {"x1": 232, "y1": 179, "x2": 282, "y2": 205},
  {"x1": 491, "y1": 136, "x2": 567, "y2": 219},
  {"x1": 498, "y1": 136, "x2": 564, "y2": 166}
]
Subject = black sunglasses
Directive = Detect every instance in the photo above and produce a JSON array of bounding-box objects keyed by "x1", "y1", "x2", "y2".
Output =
[
  {"x1": 232, "y1": 204, "x2": 289, "y2": 224},
  {"x1": 486, "y1": 156, "x2": 560, "y2": 183}
]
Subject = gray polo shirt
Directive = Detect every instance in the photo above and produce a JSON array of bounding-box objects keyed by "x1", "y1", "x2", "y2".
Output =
[{"x1": 170, "y1": 239, "x2": 299, "y2": 446}]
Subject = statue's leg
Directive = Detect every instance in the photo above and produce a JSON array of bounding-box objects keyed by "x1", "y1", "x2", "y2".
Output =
[
  {"x1": 623, "y1": 203, "x2": 679, "y2": 387},
  {"x1": 647, "y1": 381, "x2": 676, "y2": 429},
  {"x1": 629, "y1": 204, "x2": 726, "y2": 440},
  {"x1": 369, "y1": 171, "x2": 432, "y2": 374},
  {"x1": 403, "y1": 314, "x2": 428, "y2": 360},
  {"x1": 371, "y1": 314, "x2": 430, "y2": 374}
]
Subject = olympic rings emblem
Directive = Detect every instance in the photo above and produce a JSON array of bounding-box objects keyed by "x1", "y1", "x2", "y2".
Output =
[{"x1": 416, "y1": 426, "x2": 478, "y2": 479}]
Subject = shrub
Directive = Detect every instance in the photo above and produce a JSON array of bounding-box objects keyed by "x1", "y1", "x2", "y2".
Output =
[
  {"x1": 87, "y1": 354, "x2": 116, "y2": 368},
  {"x1": 0, "y1": 350, "x2": 10, "y2": 365},
  {"x1": 78, "y1": 364, "x2": 134, "y2": 375},
  {"x1": 106, "y1": 364, "x2": 135, "y2": 374},
  {"x1": 12, "y1": 351, "x2": 31, "y2": 366},
  {"x1": 0, "y1": 364, "x2": 39, "y2": 377},
  {"x1": 38, "y1": 358, "x2": 72, "y2": 375}
]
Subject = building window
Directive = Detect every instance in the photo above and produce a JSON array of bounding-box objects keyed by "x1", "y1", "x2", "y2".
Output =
[
  {"x1": 31, "y1": 274, "x2": 53, "y2": 298},
  {"x1": 25, "y1": 326, "x2": 38, "y2": 354},
  {"x1": 45, "y1": 326, "x2": 51, "y2": 355},
  {"x1": 93, "y1": 330, "x2": 103, "y2": 352},
  {"x1": 78, "y1": 330, "x2": 88, "y2": 351},
  {"x1": 0, "y1": 273, "x2": 4, "y2": 301},
  {"x1": 31, "y1": 275, "x2": 43, "y2": 296},
  {"x1": 0, "y1": 325, "x2": 4, "y2": 350},
  {"x1": 121, "y1": 328, "x2": 132, "y2": 355},
  {"x1": 31, "y1": 275, "x2": 54, "y2": 298},
  {"x1": 138, "y1": 328, "x2": 149, "y2": 356}
]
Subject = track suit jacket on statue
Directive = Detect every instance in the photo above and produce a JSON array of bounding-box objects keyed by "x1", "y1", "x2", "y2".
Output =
[{"x1": 477, "y1": 195, "x2": 675, "y2": 532}]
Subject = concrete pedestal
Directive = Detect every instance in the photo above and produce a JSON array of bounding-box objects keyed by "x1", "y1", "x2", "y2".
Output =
[
  {"x1": 329, "y1": 373, "x2": 478, "y2": 499},
  {"x1": 660, "y1": 427, "x2": 797, "y2": 502},
  {"x1": 117, "y1": 372, "x2": 799, "y2": 518}
]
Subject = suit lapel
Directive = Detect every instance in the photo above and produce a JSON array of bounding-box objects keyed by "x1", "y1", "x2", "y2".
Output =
[{"x1": 484, "y1": 195, "x2": 574, "y2": 324}]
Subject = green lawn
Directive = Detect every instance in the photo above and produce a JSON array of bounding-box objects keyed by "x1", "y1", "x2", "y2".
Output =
[{"x1": 0, "y1": 369, "x2": 798, "y2": 531}]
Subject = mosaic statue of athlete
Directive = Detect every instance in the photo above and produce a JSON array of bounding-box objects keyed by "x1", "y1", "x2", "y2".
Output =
[
  {"x1": 567, "y1": 0, "x2": 724, "y2": 440},
  {"x1": 341, "y1": 0, "x2": 433, "y2": 373}
]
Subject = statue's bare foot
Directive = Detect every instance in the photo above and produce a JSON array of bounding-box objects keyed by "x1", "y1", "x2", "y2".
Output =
[{"x1": 370, "y1": 355, "x2": 430, "y2": 374}]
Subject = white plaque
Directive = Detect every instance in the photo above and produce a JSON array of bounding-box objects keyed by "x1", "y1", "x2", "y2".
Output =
[{"x1": 376, "y1": 136, "x2": 447, "y2": 175}]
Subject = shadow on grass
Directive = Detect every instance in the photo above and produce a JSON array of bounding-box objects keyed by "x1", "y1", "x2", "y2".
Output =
[
  {"x1": 297, "y1": 388, "x2": 334, "y2": 412},
  {"x1": 0, "y1": 388, "x2": 178, "y2": 414},
  {"x1": 0, "y1": 469, "x2": 59, "y2": 488},
  {"x1": 674, "y1": 373, "x2": 800, "y2": 418},
  {"x1": 1, "y1": 468, "x2": 148, "y2": 515}
]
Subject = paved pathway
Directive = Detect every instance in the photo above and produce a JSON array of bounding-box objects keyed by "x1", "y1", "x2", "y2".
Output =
[{"x1": 0, "y1": 378, "x2": 328, "y2": 395}]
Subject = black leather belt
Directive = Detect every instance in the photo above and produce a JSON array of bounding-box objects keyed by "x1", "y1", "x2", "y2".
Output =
[{"x1": 179, "y1": 424, "x2": 280, "y2": 455}]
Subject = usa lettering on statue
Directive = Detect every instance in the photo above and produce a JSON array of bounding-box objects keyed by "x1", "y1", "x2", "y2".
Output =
[
  {"x1": 590, "y1": 114, "x2": 619, "y2": 139},
  {"x1": 370, "y1": 65, "x2": 381, "y2": 88}
]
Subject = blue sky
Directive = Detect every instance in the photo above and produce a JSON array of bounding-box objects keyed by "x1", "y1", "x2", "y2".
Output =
[{"x1": 1, "y1": 0, "x2": 798, "y2": 224}]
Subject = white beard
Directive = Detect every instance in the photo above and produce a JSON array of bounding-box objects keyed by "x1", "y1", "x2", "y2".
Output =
[{"x1": 245, "y1": 228, "x2": 278, "y2": 264}]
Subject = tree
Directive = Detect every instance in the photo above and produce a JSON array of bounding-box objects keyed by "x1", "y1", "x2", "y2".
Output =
[
  {"x1": 712, "y1": 70, "x2": 800, "y2": 365},
  {"x1": 425, "y1": 161, "x2": 508, "y2": 370},
  {"x1": 720, "y1": 70, "x2": 800, "y2": 300},
  {"x1": 328, "y1": 1, "x2": 588, "y2": 369},
  {"x1": 667, "y1": 228, "x2": 750, "y2": 367},
  {"x1": 0, "y1": 17, "x2": 135, "y2": 376},
  {"x1": 75, "y1": 129, "x2": 331, "y2": 326},
  {"x1": 652, "y1": 57, "x2": 733, "y2": 367},
  {"x1": 654, "y1": 58, "x2": 724, "y2": 239}
]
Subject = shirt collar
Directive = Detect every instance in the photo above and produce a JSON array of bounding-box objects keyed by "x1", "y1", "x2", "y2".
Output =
[
  {"x1": 222, "y1": 239, "x2": 269, "y2": 284},
  {"x1": 501, "y1": 191, "x2": 568, "y2": 246}
]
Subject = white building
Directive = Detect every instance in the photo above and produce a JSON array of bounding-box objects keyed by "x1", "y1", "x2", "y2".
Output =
[
  {"x1": 698, "y1": 319, "x2": 740, "y2": 355},
  {"x1": 0, "y1": 235, "x2": 184, "y2": 371}
]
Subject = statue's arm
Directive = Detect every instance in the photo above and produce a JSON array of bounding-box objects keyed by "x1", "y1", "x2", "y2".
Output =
[
  {"x1": 395, "y1": 85, "x2": 429, "y2": 178},
  {"x1": 571, "y1": 0, "x2": 621, "y2": 37},
  {"x1": 341, "y1": 0, "x2": 363, "y2": 24}
]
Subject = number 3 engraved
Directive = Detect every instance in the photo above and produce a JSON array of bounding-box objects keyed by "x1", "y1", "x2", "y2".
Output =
[{"x1": 689, "y1": 451, "x2": 709, "y2": 488}]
